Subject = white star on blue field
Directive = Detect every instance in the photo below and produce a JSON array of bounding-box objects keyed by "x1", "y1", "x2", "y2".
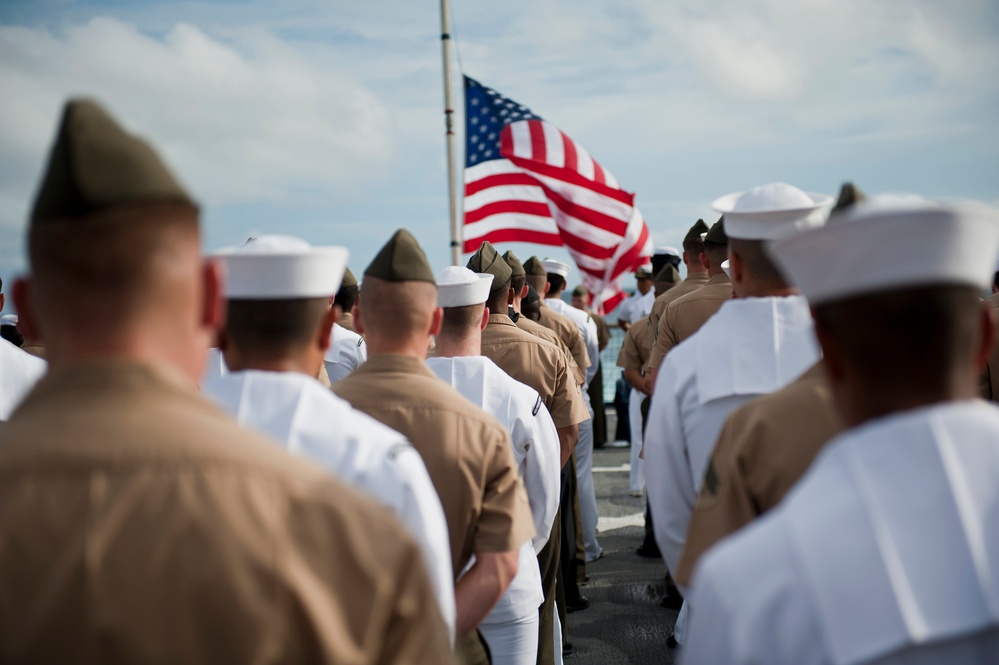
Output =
[{"x1": 0, "y1": 0, "x2": 996, "y2": 294}]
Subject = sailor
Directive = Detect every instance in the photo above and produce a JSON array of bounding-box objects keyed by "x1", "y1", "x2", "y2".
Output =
[
  {"x1": 615, "y1": 265, "x2": 656, "y2": 331},
  {"x1": 651, "y1": 245, "x2": 683, "y2": 275},
  {"x1": 675, "y1": 183, "x2": 865, "y2": 585},
  {"x1": 523, "y1": 256, "x2": 591, "y2": 378},
  {"x1": 0, "y1": 331, "x2": 45, "y2": 420},
  {"x1": 428, "y1": 266, "x2": 561, "y2": 665},
  {"x1": 467, "y1": 242, "x2": 589, "y2": 665},
  {"x1": 0, "y1": 99, "x2": 452, "y2": 663},
  {"x1": 333, "y1": 229, "x2": 535, "y2": 663},
  {"x1": 335, "y1": 266, "x2": 359, "y2": 331},
  {"x1": 503, "y1": 250, "x2": 585, "y2": 388},
  {"x1": 202, "y1": 234, "x2": 455, "y2": 638},
  {"x1": 645, "y1": 220, "x2": 710, "y2": 339},
  {"x1": 646, "y1": 218, "x2": 732, "y2": 384},
  {"x1": 684, "y1": 197, "x2": 999, "y2": 664},
  {"x1": 644, "y1": 182, "x2": 829, "y2": 645},
  {"x1": 542, "y1": 259, "x2": 602, "y2": 564},
  {"x1": 653, "y1": 264, "x2": 682, "y2": 296},
  {"x1": 616, "y1": 310, "x2": 654, "y2": 497}
]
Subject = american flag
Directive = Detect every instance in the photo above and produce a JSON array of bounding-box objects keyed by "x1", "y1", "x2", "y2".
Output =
[{"x1": 462, "y1": 76, "x2": 652, "y2": 314}]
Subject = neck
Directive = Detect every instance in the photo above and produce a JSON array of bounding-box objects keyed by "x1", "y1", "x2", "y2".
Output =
[
  {"x1": 223, "y1": 351, "x2": 320, "y2": 377},
  {"x1": 840, "y1": 376, "x2": 976, "y2": 428},
  {"x1": 433, "y1": 331, "x2": 481, "y2": 358},
  {"x1": 547, "y1": 291, "x2": 563, "y2": 300},
  {"x1": 735, "y1": 282, "x2": 797, "y2": 298},
  {"x1": 365, "y1": 333, "x2": 430, "y2": 359}
]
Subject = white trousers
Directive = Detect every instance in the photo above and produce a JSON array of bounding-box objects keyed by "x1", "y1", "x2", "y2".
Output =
[
  {"x1": 479, "y1": 613, "x2": 540, "y2": 665},
  {"x1": 576, "y1": 395, "x2": 602, "y2": 561},
  {"x1": 674, "y1": 601, "x2": 688, "y2": 645},
  {"x1": 628, "y1": 387, "x2": 645, "y2": 492}
]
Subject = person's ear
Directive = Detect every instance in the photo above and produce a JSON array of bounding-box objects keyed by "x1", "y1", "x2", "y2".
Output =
[
  {"x1": 201, "y1": 258, "x2": 226, "y2": 333},
  {"x1": 480, "y1": 306, "x2": 490, "y2": 331},
  {"x1": 974, "y1": 304, "x2": 996, "y2": 373},
  {"x1": 429, "y1": 306, "x2": 443, "y2": 337},
  {"x1": 698, "y1": 252, "x2": 710, "y2": 271},
  {"x1": 11, "y1": 278, "x2": 38, "y2": 342},
  {"x1": 317, "y1": 303, "x2": 337, "y2": 354},
  {"x1": 506, "y1": 287, "x2": 515, "y2": 306},
  {"x1": 729, "y1": 250, "x2": 745, "y2": 287},
  {"x1": 519, "y1": 284, "x2": 528, "y2": 299},
  {"x1": 812, "y1": 313, "x2": 845, "y2": 385},
  {"x1": 354, "y1": 301, "x2": 365, "y2": 335},
  {"x1": 543, "y1": 282, "x2": 551, "y2": 296},
  {"x1": 0, "y1": 292, "x2": 6, "y2": 313}
]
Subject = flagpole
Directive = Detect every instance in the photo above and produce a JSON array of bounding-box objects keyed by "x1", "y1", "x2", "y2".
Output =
[{"x1": 439, "y1": 0, "x2": 461, "y2": 265}]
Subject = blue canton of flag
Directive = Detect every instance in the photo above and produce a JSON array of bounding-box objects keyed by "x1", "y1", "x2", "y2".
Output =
[{"x1": 464, "y1": 77, "x2": 541, "y2": 167}]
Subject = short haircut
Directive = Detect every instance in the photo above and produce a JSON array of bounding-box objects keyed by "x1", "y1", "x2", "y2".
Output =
[
  {"x1": 358, "y1": 276, "x2": 436, "y2": 339},
  {"x1": 440, "y1": 303, "x2": 485, "y2": 338},
  {"x1": 511, "y1": 274, "x2": 526, "y2": 295},
  {"x1": 547, "y1": 274, "x2": 566, "y2": 293},
  {"x1": 682, "y1": 237, "x2": 705, "y2": 257},
  {"x1": 226, "y1": 298, "x2": 329, "y2": 358},
  {"x1": 525, "y1": 274, "x2": 547, "y2": 294},
  {"x1": 993, "y1": 271, "x2": 999, "y2": 291},
  {"x1": 485, "y1": 278, "x2": 513, "y2": 314},
  {"x1": 334, "y1": 284, "x2": 358, "y2": 312},
  {"x1": 728, "y1": 238, "x2": 787, "y2": 288},
  {"x1": 29, "y1": 201, "x2": 200, "y2": 329},
  {"x1": 813, "y1": 284, "x2": 981, "y2": 393}
]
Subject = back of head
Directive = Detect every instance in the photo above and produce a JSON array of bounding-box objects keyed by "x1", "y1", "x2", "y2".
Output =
[
  {"x1": 682, "y1": 219, "x2": 709, "y2": 265},
  {"x1": 360, "y1": 229, "x2": 438, "y2": 347},
  {"x1": 334, "y1": 267, "x2": 359, "y2": 312},
  {"x1": 25, "y1": 99, "x2": 203, "y2": 363},
  {"x1": 226, "y1": 298, "x2": 331, "y2": 360}
]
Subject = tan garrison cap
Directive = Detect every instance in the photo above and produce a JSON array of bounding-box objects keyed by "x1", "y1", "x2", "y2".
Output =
[
  {"x1": 705, "y1": 217, "x2": 728, "y2": 245},
  {"x1": 341, "y1": 267, "x2": 357, "y2": 289},
  {"x1": 31, "y1": 99, "x2": 194, "y2": 222},
  {"x1": 524, "y1": 256, "x2": 547, "y2": 276},
  {"x1": 467, "y1": 241, "x2": 513, "y2": 286},
  {"x1": 364, "y1": 229, "x2": 435, "y2": 283},
  {"x1": 502, "y1": 250, "x2": 525, "y2": 277},
  {"x1": 655, "y1": 264, "x2": 681, "y2": 285},
  {"x1": 832, "y1": 182, "x2": 867, "y2": 214},
  {"x1": 684, "y1": 219, "x2": 710, "y2": 242}
]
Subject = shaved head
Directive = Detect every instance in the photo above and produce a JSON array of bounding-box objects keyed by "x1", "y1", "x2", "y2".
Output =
[{"x1": 357, "y1": 276, "x2": 437, "y2": 343}]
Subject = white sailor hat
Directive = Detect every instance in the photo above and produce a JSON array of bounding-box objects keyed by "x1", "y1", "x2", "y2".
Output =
[
  {"x1": 435, "y1": 266, "x2": 494, "y2": 307},
  {"x1": 720, "y1": 259, "x2": 732, "y2": 279},
  {"x1": 712, "y1": 182, "x2": 833, "y2": 240},
  {"x1": 768, "y1": 197, "x2": 999, "y2": 306},
  {"x1": 654, "y1": 246, "x2": 681, "y2": 258},
  {"x1": 214, "y1": 235, "x2": 349, "y2": 299},
  {"x1": 0, "y1": 314, "x2": 18, "y2": 326},
  {"x1": 542, "y1": 259, "x2": 571, "y2": 278}
]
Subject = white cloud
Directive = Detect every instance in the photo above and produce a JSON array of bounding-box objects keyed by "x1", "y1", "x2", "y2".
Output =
[{"x1": 0, "y1": 17, "x2": 396, "y2": 231}]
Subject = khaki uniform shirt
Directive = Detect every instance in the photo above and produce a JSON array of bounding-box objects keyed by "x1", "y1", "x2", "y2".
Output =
[
  {"x1": 647, "y1": 270, "x2": 710, "y2": 331},
  {"x1": 515, "y1": 313, "x2": 585, "y2": 386},
  {"x1": 981, "y1": 293, "x2": 999, "y2": 401},
  {"x1": 333, "y1": 353, "x2": 535, "y2": 576},
  {"x1": 675, "y1": 363, "x2": 843, "y2": 586},
  {"x1": 481, "y1": 314, "x2": 589, "y2": 429},
  {"x1": 616, "y1": 316, "x2": 651, "y2": 374},
  {"x1": 0, "y1": 361, "x2": 451, "y2": 664},
  {"x1": 648, "y1": 273, "x2": 732, "y2": 370},
  {"x1": 537, "y1": 303, "x2": 590, "y2": 372}
]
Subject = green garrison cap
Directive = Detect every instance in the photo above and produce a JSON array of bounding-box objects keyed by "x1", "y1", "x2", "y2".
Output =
[
  {"x1": 832, "y1": 182, "x2": 867, "y2": 214},
  {"x1": 655, "y1": 264, "x2": 681, "y2": 285},
  {"x1": 705, "y1": 216, "x2": 728, "y2": 245},
  {"x1": 340, "y1": 267, "x2": 357, "y2": 289},
  {"x1": 684, "y1": 219, "x2": 710, "y2": 242},
  {"x1": 466, "y1": 240, "x2": 512, "y2": 285},
  {"x1": 31, "y1": 99, "x2": 194, "y2": 223},
  {"x1": 523, "y1": 256, "x2": 547, "y2": 277},
  {"x1": 364, "y1": 229, "x2": 435, "y2": 283},
  {"x1": 571, "y1": 284, "x2": 588, "y2": 297},
  {"x1": 502, "y1": 250, "x2": 525, "y2": 277}
]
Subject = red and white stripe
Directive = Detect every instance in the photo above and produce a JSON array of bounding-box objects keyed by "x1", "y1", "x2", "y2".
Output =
[{"x1": 464, "y1": 119, "x2": 651, "y2": 314}]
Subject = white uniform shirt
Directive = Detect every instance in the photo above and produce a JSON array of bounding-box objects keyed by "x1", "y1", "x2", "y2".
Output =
[
  {"x1": 203, "y1": 369, "x2": 455, "y2": 637},
  {"x1": 616, "y1": 290, "x2": 656, "y2": 324},
  {"x1": 427, "y1": 355, "x2": 561, "y2": 624},
  {"x1": 324, "y1": 323, "x2": 367, "y2": 384},
  {"x1": 545, "y1": 297, "x2": 600, "y2": 388},
  {"x1": 644, "y1": 295, "x2": 819, "y2": 576},
  {"x1": 684, "y1": 400, "x2": 999, "y2": 665},
  {"x1": 0, "y1": 339, "x2": 46, "y2": 420}
]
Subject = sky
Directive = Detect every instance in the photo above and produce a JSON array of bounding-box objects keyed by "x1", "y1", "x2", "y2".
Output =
[{"x1": 1, "y1": 0, "x2": 997, "y2": 300}]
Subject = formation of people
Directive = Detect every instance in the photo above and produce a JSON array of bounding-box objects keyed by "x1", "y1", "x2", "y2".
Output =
[{"x1": 0, "y1": 96, "x2": 996, "y2": 665}]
